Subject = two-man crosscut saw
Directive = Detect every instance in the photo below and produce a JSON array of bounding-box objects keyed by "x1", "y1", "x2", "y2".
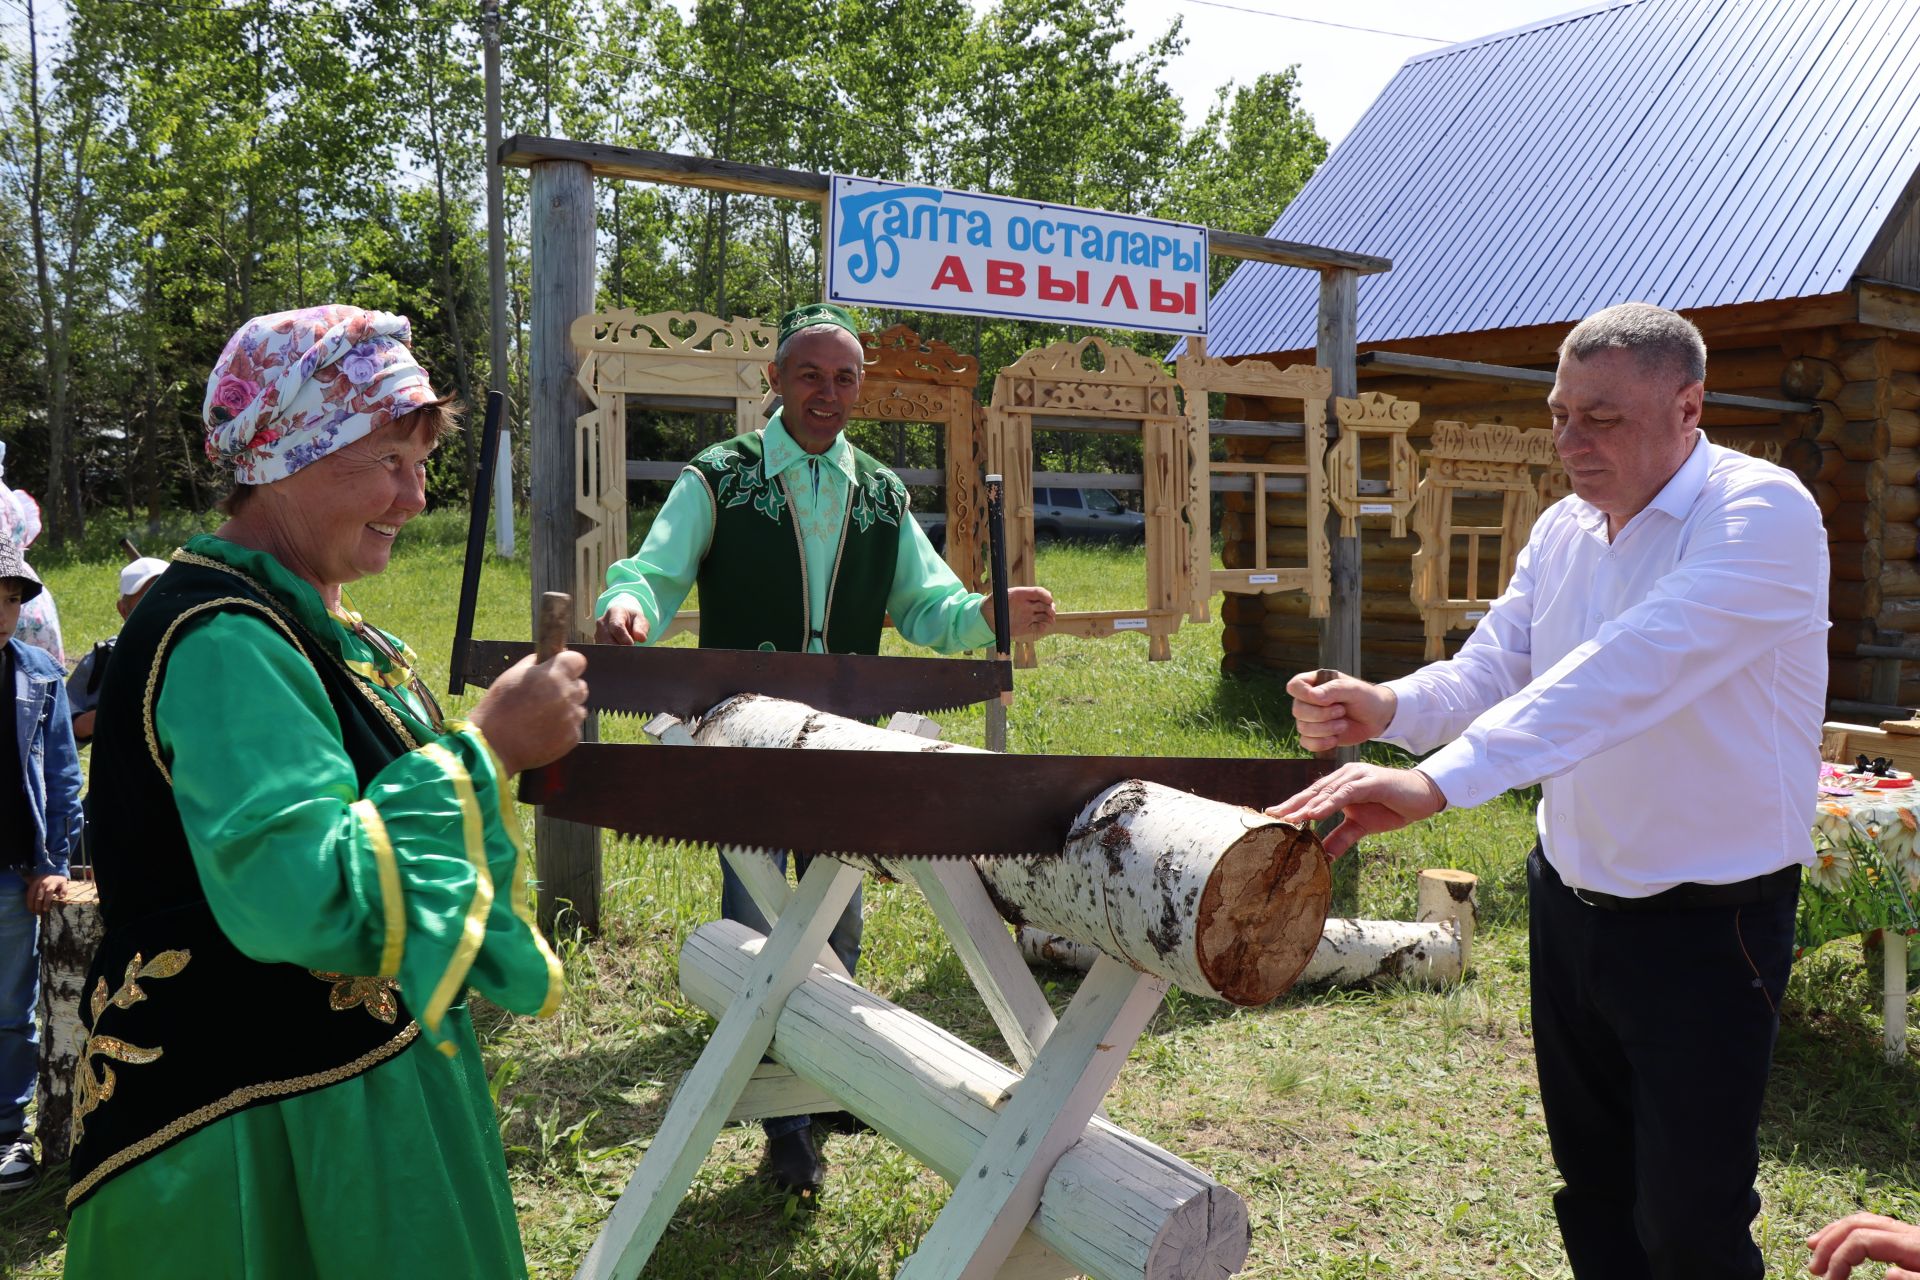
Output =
[
  {"x1": 446, "y1": 412, "x2": 1327, "y2": 856},
  {"x1": 522, "y1": 743, "x2": 1326, "y2": 860}
]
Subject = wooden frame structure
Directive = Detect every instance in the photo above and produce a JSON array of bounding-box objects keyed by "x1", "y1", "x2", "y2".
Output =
[
  {"x1": 847, "y1": 324, "x2": 988, "y2": 592},
  {"x1": 574, "y1": 309, "x2": 776, "y2": 640},
  {"x1": 1327, "y1": 391, "x2": 1421, "y2": 538},
  {"x1": 1408, "y1": 420, "x2": 1558, "y2": 659},
  {"x1": 986, "y1": 338, "x2": 1189, "y2": 664},
  {"x1": 503, "y1": 130, "x2": 1386, "y2": 929},
  {"x1": 1174, "y1": 350, "x2": 1335, "y2": 622}
]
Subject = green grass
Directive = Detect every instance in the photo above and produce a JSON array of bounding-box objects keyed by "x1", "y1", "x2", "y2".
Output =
[{"x1": 4, "y1": 516, "x2": 1917, "y2": 1278}]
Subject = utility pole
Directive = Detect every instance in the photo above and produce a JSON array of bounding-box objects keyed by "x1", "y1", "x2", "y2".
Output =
[{"x1": 483, "y1": 0, "x2": 515, "y2": 556}]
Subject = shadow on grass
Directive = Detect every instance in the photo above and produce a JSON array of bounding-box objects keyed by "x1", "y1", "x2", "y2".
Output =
[{"x1": 1763, "y1": 987, "x2": 1920, "y2": 1184}]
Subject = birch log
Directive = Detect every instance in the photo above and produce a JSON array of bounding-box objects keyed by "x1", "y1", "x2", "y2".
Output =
[
  {"x1": 1018, "y1": 867, "x2": 1480, "y2": 990},
  {"x1": 691, "y1": 695, "x2": 1331, "y2": 1004},
  {"x1": 36, "y1": 881, "x2": 105, "y2": 1161},
  {"x1": 681, "y1": 921, "x2": 1250, "y2": 1280}
]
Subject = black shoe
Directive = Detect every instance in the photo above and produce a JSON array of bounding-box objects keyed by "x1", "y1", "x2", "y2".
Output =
[
  {"x1": 762, "y1": 1126, "x2": 823, "y2": 1195},
  {"x1": 0, "y1": 1134, "x2": 36, "y2": 1193},
  {"x1": 815, "y1": 1111, "x2": 872, "y2": 1137}
]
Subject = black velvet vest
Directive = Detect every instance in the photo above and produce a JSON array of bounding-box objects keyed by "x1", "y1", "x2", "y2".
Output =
[{"x1": 68, "y1": 551, "x2": 419, "y2": 1210}]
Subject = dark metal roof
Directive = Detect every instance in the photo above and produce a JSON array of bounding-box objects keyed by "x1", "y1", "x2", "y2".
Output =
[{"x1": 1201, "y1": 0, "x2": 1920, "y2": 357}]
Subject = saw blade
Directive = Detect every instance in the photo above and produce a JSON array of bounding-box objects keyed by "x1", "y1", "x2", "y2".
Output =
[
  {"x1": 521, "y1": 743, "x2": 1328, "y2": 859},
  {"x1": 461, "y1": 640, "x2": 1011, "y2": 721}
]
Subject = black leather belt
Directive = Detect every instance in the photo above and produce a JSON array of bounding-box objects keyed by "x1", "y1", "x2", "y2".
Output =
[{"x1": 1566, "y1": 863, "x2": 1801, "y2": 913}]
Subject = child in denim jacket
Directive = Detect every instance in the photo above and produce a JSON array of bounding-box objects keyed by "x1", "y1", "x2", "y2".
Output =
[{"x1": 0, "y1": 530, "x2": 82, "y2": 1191}]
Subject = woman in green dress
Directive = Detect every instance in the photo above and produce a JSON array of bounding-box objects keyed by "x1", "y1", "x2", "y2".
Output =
[{"x1": 65, "y1": 305, "x2": 588, "y2": 1278}]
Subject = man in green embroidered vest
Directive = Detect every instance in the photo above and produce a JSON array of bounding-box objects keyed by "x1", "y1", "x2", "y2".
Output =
[{"x1": 596, "y1": 302, "x2": 1056, "y2": 1194}]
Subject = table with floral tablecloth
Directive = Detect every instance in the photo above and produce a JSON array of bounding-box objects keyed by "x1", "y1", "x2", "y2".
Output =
[{"x1": 1803, "y1": 764, "x2": 1920, "y2": 1059}]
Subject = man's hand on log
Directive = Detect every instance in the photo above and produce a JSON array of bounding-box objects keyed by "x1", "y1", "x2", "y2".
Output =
[
  {"x1": 25, "y1": 872, "x2": 67, "y2": 915},
  {"x1": 595, "y1": 601, "x2": 649, "y2": 646},
  {"x1": 1266, "y1": 764, "x2": 1447, "y2": 859},
  {"x1": 1287, "y1": 668, "x2": 1397, "y2": 754},
  {"x1": 468, "y1": 648, "x2": 589, "y2": 775},
  {"x1": 1808, "y1": 1213, "x2": 1920, "y2": 1279},
  {"x1": 982, "y1": 586, "x2": 1057, "y2": 641}
]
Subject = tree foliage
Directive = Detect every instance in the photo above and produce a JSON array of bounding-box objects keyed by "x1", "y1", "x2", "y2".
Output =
[{"x1": 0, "y1": 0, "x2": 1327, "y2": 542}]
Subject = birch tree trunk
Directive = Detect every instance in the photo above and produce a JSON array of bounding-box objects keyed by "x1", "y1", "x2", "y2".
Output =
[
  {"x1": 691, "y1": 695, "x2": 1331, "y2": 1005},
  {"x1": 36, "y1": 882, "x2": 104, "y2": 1162}
]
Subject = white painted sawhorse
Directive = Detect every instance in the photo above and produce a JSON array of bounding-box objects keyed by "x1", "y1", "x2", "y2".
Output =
[{"x1": 576, "y1": 719, "x2": 1170, "y2": 1280}]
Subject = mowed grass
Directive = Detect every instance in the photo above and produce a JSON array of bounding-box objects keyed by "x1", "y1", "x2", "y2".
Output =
[{"x1": 3, "y1": 510, "x2": 1917, "y2": 1278}]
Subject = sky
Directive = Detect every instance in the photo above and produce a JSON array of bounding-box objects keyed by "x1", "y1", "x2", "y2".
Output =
[{"x1": 1117, "y1": 0, "x2": 1598, "y2": 142}]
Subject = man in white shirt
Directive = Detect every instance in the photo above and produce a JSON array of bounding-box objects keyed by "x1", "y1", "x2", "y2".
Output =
[{"x1": 1271, "y1": 302, "x2": 1827, "y2": 1278}]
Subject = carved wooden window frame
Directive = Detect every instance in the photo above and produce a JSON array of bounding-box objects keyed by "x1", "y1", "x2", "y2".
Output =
[
  {"x1": 570, "y1": 310, "x2": 776, "y2": 640},
  {"x1": 986, "y1": 337, "x2": 1191, "y2": 665},
  {"x1": 1409, "y1": 420, "x2": 1559, "y2": 659},
  {"x1": 1327, "y1": 391, "x2": 1421, "y2": 538},
  {"x1": 1173, "y1": 352, "x2": 1333, "y2": 623}
]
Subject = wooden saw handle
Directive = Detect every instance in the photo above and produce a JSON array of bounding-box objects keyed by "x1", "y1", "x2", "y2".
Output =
[{"x1": 536, "y1": 592, "x2": 572, "y2": 663}]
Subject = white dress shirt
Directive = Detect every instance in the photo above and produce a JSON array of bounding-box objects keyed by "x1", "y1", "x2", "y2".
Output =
[{"x1": 1382, "y1": 434, "x2": 1828, "y2": 897}]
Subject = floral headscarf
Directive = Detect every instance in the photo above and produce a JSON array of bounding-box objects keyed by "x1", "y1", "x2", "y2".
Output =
[{"x1": 202, "y1": 305, "x2": 440, "y2": 485}]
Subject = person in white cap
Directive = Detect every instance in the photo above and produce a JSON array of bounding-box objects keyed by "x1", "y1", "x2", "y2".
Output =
[{"x1": 66, "y1": 555, "x2": 170, "y2": 744}]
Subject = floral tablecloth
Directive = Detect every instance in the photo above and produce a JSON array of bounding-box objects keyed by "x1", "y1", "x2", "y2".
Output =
[{"x1": 1801, "y1": 764, "x2": 1920, "y2": 954}]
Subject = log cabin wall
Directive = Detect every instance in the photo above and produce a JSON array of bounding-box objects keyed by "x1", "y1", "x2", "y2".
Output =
[{"x1": 1218, "y1": 317, "x2": 1920, "y2": 710}]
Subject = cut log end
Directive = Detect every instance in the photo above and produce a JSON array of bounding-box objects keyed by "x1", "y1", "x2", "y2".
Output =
[{"x1": 1194, "y1": 823, "x2": 1331, "y2": 1005}]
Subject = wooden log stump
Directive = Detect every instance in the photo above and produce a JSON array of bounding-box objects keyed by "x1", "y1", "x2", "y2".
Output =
[
  {"x1": 1833, "y1": 577, "x2": 1884, "y2": 621},
  {"x1": 681, "y1": 921, "x2": 1252, "y2": 1280},
  {"x1": 1888, "y1": 487, "x2": 1920, "y2": 524},
  {"x1": 1782, "y1": 357, "x2": 1844, "y2": 401},
  {"x1": 35, "y1": 880, "x2": 104, "y2": 1163},
  {"x1": 1827, "y1": 502, "x2": 1885, "y2": 543},
  {"x1": 1830, "y1": 540, "x2": 1884, "y2": 584},
  {"x1": 691, "y1": 695, "x2": 1332, "y2": 1005},
  {"x1": 1416, "y1": 868, "x2": 1479, "y2": 967}
]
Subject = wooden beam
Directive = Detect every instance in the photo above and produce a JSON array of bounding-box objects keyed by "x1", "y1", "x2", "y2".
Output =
[
  {"x1": 1357, "y1": 350, "x2": 1814, "y2": 413},
  {"x1": 1208, "y1": 228, "x2": 1390, "y2": 276},
  {"x1": 501, "y1": 134, "x2": 831, "y2": 203},
  {"x1": 1858, "y1": 278, "x2": 1920, "y2": 337},
  {"x1": 499, "y1": 135, "x2": 1385, "y2": 277}
]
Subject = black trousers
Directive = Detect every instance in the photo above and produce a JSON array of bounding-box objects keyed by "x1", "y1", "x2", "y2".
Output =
[{"x1": 1527, "y1": 848, "x2": 1797, "y2": 1279}]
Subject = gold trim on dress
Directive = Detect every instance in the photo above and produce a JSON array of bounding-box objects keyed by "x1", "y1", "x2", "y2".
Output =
[
  {"x1": 354, "y1": 800, "x2": 407, "y2": 977},
  {"x1": 451, "y1": 721, "x2": 566, "y2": 1018},
  {"x1": 417, "y1": 742, "x2": 494, "y2": 1056},
  {"x1": 66, "y1": 1021, "x2": 421, "y2": 1208},
  {"x1": 144, "y1": 599, "x2": 310, "y2": 784}
]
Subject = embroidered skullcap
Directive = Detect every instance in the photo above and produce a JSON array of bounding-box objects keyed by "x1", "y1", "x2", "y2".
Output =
[
  {"x1": 0, "y1": 528, "x2": 44, "y2": 603},
  {"x1": 202, "y1": 305, "x2": 439, "y2": 485},
  {"x1": 776, "y1": 302, "x2": 861, "y2": 349},
  {"x1": 118, "y1": 557, "x2": 170, "y2": 599}
]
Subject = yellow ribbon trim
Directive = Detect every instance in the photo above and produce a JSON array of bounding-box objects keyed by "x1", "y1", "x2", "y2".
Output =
[
  {"x1": 452, "y1": 720, "x2": 566, "y2": 1018},
  {"x1": 417, "y1": 743, "x2": 494, "y2": 1057},
  {"x1": 353, "y1": 800, "x2": 406, "y2": 979}
]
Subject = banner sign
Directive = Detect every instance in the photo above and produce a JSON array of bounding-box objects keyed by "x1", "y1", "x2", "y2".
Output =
[{"x1": 825, "y1": 176, "x2": 1208, "y2": 337}]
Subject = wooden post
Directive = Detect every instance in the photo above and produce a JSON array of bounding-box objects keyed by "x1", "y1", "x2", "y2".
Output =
[
  {"x1": 529, "y1": 158, "x2": 601, "y2": 936},
  {"x1": 1315, "y1": 268, "x2": 1360, "y2": 689},
  {"x1": 482, "y1": 0, "x2": 514, "y2": 557},
  {"x1": 1317, "y1": 268, "x2": 1361, "y2": 913}
]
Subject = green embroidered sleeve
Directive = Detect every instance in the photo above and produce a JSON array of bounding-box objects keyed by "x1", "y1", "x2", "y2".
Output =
[
  {"x1": 157, "y1": 612, "x2": 563, "y2": 1056},
  {"x1": 594, "y1": 467, "x2": 714, "y2": 642}
]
